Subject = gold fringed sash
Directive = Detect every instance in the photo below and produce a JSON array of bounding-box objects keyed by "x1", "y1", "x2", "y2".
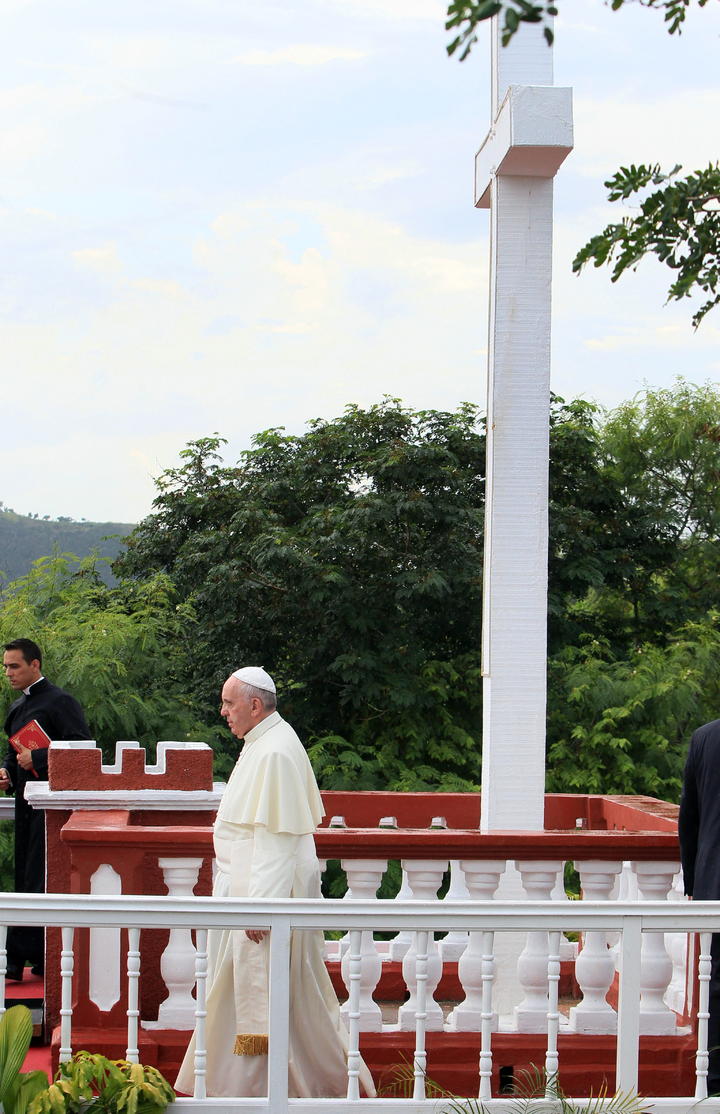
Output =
[{"x1": 233, "y1": 1034, "x2": 269, "y2": 1056}]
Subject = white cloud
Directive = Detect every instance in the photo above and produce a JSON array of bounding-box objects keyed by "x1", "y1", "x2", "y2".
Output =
[
  {"x1": 572, "y1": 89, "x2": 720, "y2": 179},
  {"x1": 72, "y1": 244, "x2": 123, "y2": 278},
  {"x1": 0, "y1": 198, "x2": 489, "y2": 519},
  {"x1": 233, "y1": 45, "x2": 369, "y2": 67}
]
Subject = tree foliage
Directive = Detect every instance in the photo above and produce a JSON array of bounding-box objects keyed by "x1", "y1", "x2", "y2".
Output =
[
  {"x1": 547, "y1": 613, "x2": 720, "y2": 799},
  {"x1": 573, "y1": 163, "x2": 720, "y2": 328},
  {"x1": 0, "y1": 554, "x2": 207, "y2": 758},
  {"x1": 114, "y1": 382, "x2": 720, "y2": 799},
  {"x1": 446, "y1": 0, "x2": 711, "y2": 57},
  {"x1": 117, "y1": 401, "x2": 487, "y2": 790},
  {"x1": 2, "y1": 383, "x2": 717, "y2": 810}
]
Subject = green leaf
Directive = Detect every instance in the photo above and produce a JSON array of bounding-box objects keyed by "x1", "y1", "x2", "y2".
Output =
[{"x1": 0, "y1": 1005, "x2": 34, "y2": 1100}]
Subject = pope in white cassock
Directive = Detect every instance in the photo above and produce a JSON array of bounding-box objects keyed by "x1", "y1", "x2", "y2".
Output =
[{"x1": 176, "y1": 666, "x2": 375, "y2": 1099}]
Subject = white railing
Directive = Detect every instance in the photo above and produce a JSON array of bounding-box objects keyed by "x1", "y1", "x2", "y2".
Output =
[{"x1": 1, "y1": 891, "x2": 719, "y2": 1113}]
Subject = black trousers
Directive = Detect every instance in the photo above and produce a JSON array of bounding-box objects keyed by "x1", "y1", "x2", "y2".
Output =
[{"x1": 7, "y1": 794, "x2": 45, "y2": 969}]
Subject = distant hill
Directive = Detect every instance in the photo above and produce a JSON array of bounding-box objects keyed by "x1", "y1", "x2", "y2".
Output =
[{"x1": 0, "y1": 508, "x2": 135, "y2": 585}]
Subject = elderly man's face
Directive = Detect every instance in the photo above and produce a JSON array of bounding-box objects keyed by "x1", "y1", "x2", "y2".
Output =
[{"x1": 220, "y1": 677, "x2": 260, "y2": 739}]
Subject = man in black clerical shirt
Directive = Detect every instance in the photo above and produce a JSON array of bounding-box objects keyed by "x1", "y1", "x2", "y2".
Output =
[
  {"x1": 679, "y1": 717, "x2": 720, "y2": 1096},
  {"x1": 0, "y1": 638, "x2": 90, "y2": 981}
]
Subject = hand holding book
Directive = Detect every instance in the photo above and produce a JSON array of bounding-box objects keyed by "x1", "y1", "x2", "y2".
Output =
[{"x1": 8, "y1": 719, "x2": 51, "y2": 778}]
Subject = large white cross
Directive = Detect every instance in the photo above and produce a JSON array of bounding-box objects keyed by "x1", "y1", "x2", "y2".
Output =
[{"x1": 477, "y1": 19, "x2": 573, "y2": 834}]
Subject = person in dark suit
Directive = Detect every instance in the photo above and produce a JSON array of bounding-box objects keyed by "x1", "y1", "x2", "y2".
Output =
[
  {"x1": 0, "y1": 638, "x2": 91, "y2": 981},
  {"x1": 679, "y1": 717, "x2": 720, "y2": 1094}
]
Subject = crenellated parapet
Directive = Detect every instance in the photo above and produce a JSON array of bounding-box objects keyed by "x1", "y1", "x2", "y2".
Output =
[{"x1": 48, "y1": 740, "x2": 214, "y2": 792}]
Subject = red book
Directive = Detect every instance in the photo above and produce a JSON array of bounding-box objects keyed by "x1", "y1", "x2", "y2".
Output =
[{"x1": 8, "y1": 719, "x2": 52, "y2": 778}]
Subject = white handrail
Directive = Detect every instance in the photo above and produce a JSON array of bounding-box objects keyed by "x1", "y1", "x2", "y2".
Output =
[
  {"x1": 2, "y1": 892, "x2": 720, "y2": 1113},
  {"x1": 1, "y1": 891, "x2": 718, "y2": 931}
]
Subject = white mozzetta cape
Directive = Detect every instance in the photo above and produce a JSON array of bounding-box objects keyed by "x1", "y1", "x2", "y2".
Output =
[{"x1": 215, "y1": 711, "x2": 323, "y2": 835}]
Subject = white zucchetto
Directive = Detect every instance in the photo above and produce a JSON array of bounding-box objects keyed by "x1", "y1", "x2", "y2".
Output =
[{"x1": 232, "y1": 666, "x2": 276, "y2": 694}]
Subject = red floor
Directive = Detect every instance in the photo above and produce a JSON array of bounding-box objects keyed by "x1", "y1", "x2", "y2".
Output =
[{"x1": 4, "y1": 969, "x2": 52, "y2": 1076}]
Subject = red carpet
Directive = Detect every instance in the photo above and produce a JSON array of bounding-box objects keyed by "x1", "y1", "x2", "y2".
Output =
[
  {"x1": 4, "y1": 970, "x2": 51, "y2": 1076},
  {"x1": 4, "y1": 969, "x2": 44, "y2": 999}
]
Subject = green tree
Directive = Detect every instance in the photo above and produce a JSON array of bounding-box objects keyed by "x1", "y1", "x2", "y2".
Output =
[
  {"x1": 573, "y1": 163, "x2": 720, "y2": 329},
  {"x1": 117, "y1": 401, "x2": 487, "y2": 790},
  {"x1": 0, "y1": 554, "x2": 207, "y2": 757},
  {"x1": 117, "y1": 395, "x2": 669, "y2": 791},
  {"x1": 446, "y1": 0, "x2": 710, "y2": 57},
  {"x1": 580, "y1": 380, "x2": 720, "y2": 651},
  {"x1": 546, "y1": 612, "x2": 720, "y2": 798}
]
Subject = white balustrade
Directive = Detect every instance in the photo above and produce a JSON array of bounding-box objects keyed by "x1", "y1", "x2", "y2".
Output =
[
  {"x1": 345, "y1": 929, "x2": 363, "y2": 1100},
  {"x1": 59, "y1": 926, "x2": 75, "y2": 1063},
  {"x1": 514, "y1": 860, "x2": 563, "y2": 1032},
  {"x1": 2, "y1": 885, "x2": 720, "y2": 1111},
  {"x1": 340, "y1": 858, "x2": 386, "y2": 1032},
  {"x1": 545, "y1": 929, "x2": 562, "y2": 1085},
  {"x1": 440, "y1": 860, "x2": 470, "y2": 961},
  {"x1": 696, "y1": 931, "x2": 712, "y2": 1099},
  {"x1": 413, "y1": 929, "x2": 430, "y2": 1099},
  {"x1": 665, "y1": 869, "x2": 690, "y2": 1015},
  {"x1": 191, "y1": 928, "x2": 209, "y2": 1100},
  {"x1": 0, "y1": 924, "x2": 6, "y2": 1018},
  {"x1": 126, "y1": 926, "x2": 141, "y2": 1061},
  {"x1": 446, "y1": 859, "x2": 505, "y2": 1032},
  {"x1": 397, "y1": 859, "x2": 448, "y2": 1031},
  {"x1": 633, "y1": 859, "x2": 681, "y2": 1034},
  {"x1": 388, "y1": 866, "x2": 413, "y2": 961},
  {"x1": 147, "y1": 857, "x2": 203, "y2": 1030},
  {"x1": 568, "y1": 859, "x2": 623, "y2": 1034}
]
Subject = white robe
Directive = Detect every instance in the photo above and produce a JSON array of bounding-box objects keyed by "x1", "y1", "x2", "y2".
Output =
[{"x1": 176, "y1": 712, "x2": 375, "y2": 1099}]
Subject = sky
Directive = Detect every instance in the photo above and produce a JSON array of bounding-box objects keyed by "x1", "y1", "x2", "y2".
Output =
[{"x1": 1, "y1": 0, "x2": 719, "y2": 523}]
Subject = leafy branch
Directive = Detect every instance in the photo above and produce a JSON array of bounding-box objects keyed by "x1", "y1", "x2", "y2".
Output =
[
  {"x1": 446, "y1": 1, "x2": 557, "y2": 59},
  {"x1": 446, "y1": 0, "x2": 711, "y2": 59},
  {"x1": 573, "y1": 163, "x2": 720, "y2": 328}
]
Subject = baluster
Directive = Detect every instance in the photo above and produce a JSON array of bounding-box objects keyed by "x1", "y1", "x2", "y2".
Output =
[
  {"x1": 514, "y1": 860, "x2": 563, "y2": 1033},
  {"x1": 440, "y1": 861, "x2": 470, "y2": 961},
  {"x1": 696, "y1": 931, "x2": 712, "y2": 1100},
  {"x1": 152, "y1": 857, "x2": 203, "y2": 1028},
  {"x1": 545, "y1": 929, "x2": 561, "y2": 1088},
  {"x1": 0, "y1": 924, "x2": 6, "y2": 1017},
  {"x1": 446, "y1": 859, "x2": 504, "y2": 1032},
  {"x1": 389, "y1": 866, "x2": 413, "y2": 961},
  {"x1": 126, "y1": 927, "x2": 141, "y2": 1062},
  {"x1": 633, "y1": 860, "x2": 681, "y2": 1034},
  {"x1": 59, "y1": 926, "x2": 75, "y2": 1063},
  {"x1": 318, "y1": 859, "x2": 337, "y2": 961},
  {"x1": 568, "y1": 859, "x2": 623, "y2": 1034},
  {"x1": 664, "y1": 869, "x2": 690, "y2": 1016},
  {"x1": 397, "y1": 859, "x2": 448, "y2": 1031},
  {"x1": 413, "y1": 929, "x2": 429, "y2": 1100},
  {"x1": 192, "y1": 928, "x2": 209, "y2": 1100},
  {"x1": 345, "y1": 929, "x2": 362, "y2": 1101},
  {"x1": 478, "y1": 930, "x2": 496, "y2": 1102},
  {"x1": 340, "y1": 859, "x2": 385, "y2": 1032},
  {"x1": 607, "y1": 861, "x2": 634, "y2": 965}
]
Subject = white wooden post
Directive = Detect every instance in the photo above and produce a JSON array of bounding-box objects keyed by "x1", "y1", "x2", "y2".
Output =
[
  {"x1": 445, "y1": 859, "x2": 505, "y2": 1032},
  {"x1": 475, "y1": 12, "x2": 573, "y2": 1019},
  {"x1": 569, "y1": 860, "x2": 623, "y2": 1034},
  {"x1": 478, "y1": 21, "x2": 573, "y2": 838},
  {"x1": 397, "y1": 859, "x2": 448, "y2": 1031},
  {"x1": 340, "y1": 859, "x2": 385, "y2": 1032},
  {"x1": 152, "y1": 857, "x2": 203, "y2": 1029},
  {"x1": 514, "y1": 860, "x2": 563, "y2": 1031},
  {"x1": 633, "y1": 860, "x2": 681, "y2": 1034}
]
